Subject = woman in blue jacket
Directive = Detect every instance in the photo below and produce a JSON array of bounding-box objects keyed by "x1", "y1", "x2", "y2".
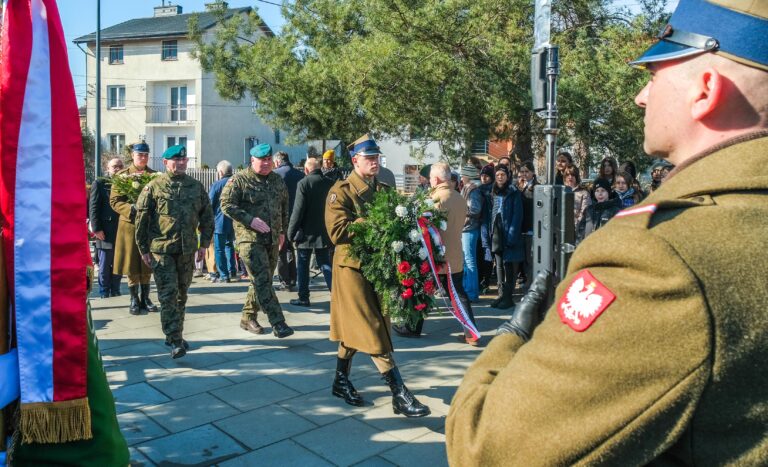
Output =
[{"x1": 481, "y1": 165, "x2": 524, "y2": 310}]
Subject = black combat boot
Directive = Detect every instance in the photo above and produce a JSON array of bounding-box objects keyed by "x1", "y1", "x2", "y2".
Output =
[
  {"x1": 382, "y1": 367, "x2": 430, "y2": 418},
  {"x1": 170, "y1": 339, "x2": 187, "y2": 359},
  {"x1": 139, "y1": 284, "x2": 158, "y2": 313},
  {"x1": 332, "y1": 358, "x2": 364, "y2": 407},
  {"x1": 129, "y1": 285, "x2": 141, "y2": 315}
]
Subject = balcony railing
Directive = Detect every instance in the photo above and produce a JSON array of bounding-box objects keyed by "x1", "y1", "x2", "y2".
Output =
[{"x1": 145, "y1": 105, "x2": 197, "y2": 124}]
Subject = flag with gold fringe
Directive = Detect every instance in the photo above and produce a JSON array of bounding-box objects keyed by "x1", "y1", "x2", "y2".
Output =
[{"x1": 0, "y1": 0, "x2": 92, "y2": 444}]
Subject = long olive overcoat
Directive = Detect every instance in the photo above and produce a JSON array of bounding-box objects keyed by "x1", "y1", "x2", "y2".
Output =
[
  {"x1": 109, "y1": 164, "x2": 155, "y2": 277},
  {"x1": 325, "y1": 171, "x2": 393, "y2": 355}
]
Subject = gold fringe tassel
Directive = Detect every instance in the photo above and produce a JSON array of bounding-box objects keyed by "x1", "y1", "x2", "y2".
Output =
[{"x1": 20, "y1": 398, "x2": 92, "y2": 444}]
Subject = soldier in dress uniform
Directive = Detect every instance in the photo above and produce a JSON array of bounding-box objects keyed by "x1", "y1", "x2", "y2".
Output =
[
  {"x1": 325, "y1": 134, "x2": 430, "y2": 417},
  {"x1": 446, "y1": 0, "x2": 768, "y2": 465},
  {"x1": 110, "y1": 142, "x2": 158, "y2": 315},
  {"x1": 135, "y1": 145, "x2": 214, "y2": 359},
  {"x1": 221, "y1": 143, "x2": 295, "y2": 338}
]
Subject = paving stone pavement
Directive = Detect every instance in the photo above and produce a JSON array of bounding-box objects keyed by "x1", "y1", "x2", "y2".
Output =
[{"x1": 92, "y1": 274, "x2": 513, "y2": 466}]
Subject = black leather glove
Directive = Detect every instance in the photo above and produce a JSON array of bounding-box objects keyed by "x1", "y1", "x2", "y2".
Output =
[
  {"x1": 497, "y1": 271, "x2": 550, "y2": 341},
  {"x1": 129, "y1": 204, "x2": 137, "y2": 222}
]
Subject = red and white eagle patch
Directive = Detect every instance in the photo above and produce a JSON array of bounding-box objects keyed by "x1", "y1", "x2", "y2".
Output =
[{"x1": 558, "y1": 270, "x2": 615, "y2": 332}]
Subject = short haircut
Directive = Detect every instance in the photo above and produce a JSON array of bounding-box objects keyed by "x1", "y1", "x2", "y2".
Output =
[
  {"x1": 216, "y1": 160, "x2": 233, "y2": 176},
  {"x1": 430, "y1": 162, "x2": 452, "y2": 182},
  {"x1": 305, "y1": 158, "x2": 320, "y2": 171}
]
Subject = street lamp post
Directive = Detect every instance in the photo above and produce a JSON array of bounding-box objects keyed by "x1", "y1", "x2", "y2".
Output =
[{"x1": 95, "y1": 0, "x2": 101, "y2": 177}]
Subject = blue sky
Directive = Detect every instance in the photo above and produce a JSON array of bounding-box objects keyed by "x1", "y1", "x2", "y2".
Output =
[{"x1": 60, "y1": 1, "x2": 287, "y2": 106}]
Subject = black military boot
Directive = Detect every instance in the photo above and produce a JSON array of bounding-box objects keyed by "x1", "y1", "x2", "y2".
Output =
[
  {"x1": 140, "y1": 284, "x2": 158, "y2": 313},
  {"x1": 129, "y1": 285, "x2": 141, "y2": 315},
  {"x1": 382, "y1": 367, "x2": 430, "y2": 418},
  {"x1": 332, "y1": 358, "x2": 364, "y2": 407},
  {"x1": 169, "y1": 339, "x2": 187, "y2": 359}
]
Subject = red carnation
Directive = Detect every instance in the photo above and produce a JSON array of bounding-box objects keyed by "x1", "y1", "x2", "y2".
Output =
[
  {"x1": 401, "y1": 288, "x2": 414, "y2": 299},
  {"x1": 401, "y1": 277, "x2": 416, "y2": 287},
  {"x1": 414, "y1": 303, "x2": 427, "y2": 311},
  {"x1": 424, "y1": 280, "x2": 435, "y2": 295},
  {"x1": 420, "y1": 261, "x2": 430, "y2": 275},
  {"x1": 398, "y1": 261, "x2": 411, "y2": 274}
]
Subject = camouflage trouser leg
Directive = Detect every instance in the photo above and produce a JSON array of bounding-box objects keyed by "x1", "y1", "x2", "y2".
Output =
[
  {"x1": 240, "y1": 242, "x2": 283, "y2": 325},
  {"x1": 152, "y1": 253, "x2": 194, "y2": 341}
]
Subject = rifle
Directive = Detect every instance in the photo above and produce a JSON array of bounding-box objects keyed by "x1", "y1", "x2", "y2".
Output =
[{"x1": 529, "y1": 0, "x2": 575, "y2": 308}]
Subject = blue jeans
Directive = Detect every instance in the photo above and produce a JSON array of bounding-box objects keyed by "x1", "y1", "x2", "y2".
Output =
[
  {"x1": 296, "y1": 248, "x2": 332, "y2": 301},
  {"x1": 214, "y1": 233, "x2": 237, "y2": 279},
  {"x1": 462, "y1": 229, "x2": 480, "y2": 301}
]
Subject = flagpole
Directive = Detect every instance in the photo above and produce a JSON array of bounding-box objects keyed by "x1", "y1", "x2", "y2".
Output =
[{"x1": 94, "y1": 0, "x2": 101, "y2": 177}]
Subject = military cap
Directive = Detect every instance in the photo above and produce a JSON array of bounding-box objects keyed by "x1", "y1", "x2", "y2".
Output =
[
  {"x1": 349, "y1": 134, "x2": 382, "y2": 157},
  {"x1": 133, "y1": 142, "x2": 150, "y2": 153},
  {"x1": 162, "y1": 145, "x2": 187, "y2": 159},
  {"x1": 419, "y1": 164, "x2": 432, "y2": 178},
  {"x1": 631, "y1": 0, "x2": 768, "y2": 71},
  {"x1": 250, "y1": 143, "x2": 273, "y2": 158},
  {"x1": 322, "y1": 149, "x2": 336, "y2": 161},
  {"x1": 650, "y1": 159, "x2": 674, "y2": 171}
]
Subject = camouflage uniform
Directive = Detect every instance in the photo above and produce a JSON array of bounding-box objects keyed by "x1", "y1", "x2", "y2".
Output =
[
  {"x1": 221, "y1": 167, "x2": 289, "y2": 326},
  {"x1": 135, "y1": 172, "x2": 214, "y2": 342}
]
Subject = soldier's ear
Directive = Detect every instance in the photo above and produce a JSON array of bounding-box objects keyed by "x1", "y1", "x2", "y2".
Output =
[{"x1": 690, "y1": 67, "x2": 724, "y2": 122}]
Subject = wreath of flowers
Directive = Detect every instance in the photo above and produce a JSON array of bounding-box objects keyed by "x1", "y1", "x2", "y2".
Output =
[
  {"x1": 348, "y1": 189, "x2": 447, "y2": 327},
  {"x1": 110, "y1": 171, "x2": 158, "y2": 203}
]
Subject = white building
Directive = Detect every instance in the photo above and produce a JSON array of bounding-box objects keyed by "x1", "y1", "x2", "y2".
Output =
[{"x1": 74, "y1": 2, "x2": 307, "y2": 170}]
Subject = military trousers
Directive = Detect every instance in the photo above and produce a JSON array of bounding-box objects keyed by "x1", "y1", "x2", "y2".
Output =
[
  {"x1": 338, "y1": 342, "x2": 395, "y2": 373},
  {"x1": 240, "y1": 242, "x2": 285, "y2": 326},
  {"x1": 152, "y1": 253, "x2": 194, "y2": 341}
]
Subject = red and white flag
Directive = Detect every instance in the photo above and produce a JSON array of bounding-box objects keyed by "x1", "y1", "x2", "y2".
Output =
[{"x1": 0, "y1": 0, "x2": 92, "y2": 443}]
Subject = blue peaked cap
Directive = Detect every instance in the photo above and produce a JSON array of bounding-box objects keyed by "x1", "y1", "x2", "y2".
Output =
[
  {"x1": 631, "y1": 0, "x2": 768, "y2": 70},
  {"x1": 133, "y1": 142, "x2": 150, "y2": 153},
  {"x1": 352, "y1": 137, "x2": 382, "y2": 157},
  {"x1": 250, "y1": 143, "x2": 272, "y2": 158}
]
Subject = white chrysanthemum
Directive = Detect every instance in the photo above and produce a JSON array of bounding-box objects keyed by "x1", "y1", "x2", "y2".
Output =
[
  {"x1": 418, "y1": 247, "x2": 428, "y2": 260},
  {"x1": 131, "y1": 181, "x2": 141, "y2": 189},
  {"x1": 424, "y1": 199, "x2": 435, "y2": 208},
  {"x1": 409, "y1": 229, "x2": 421, "y2": 243},
  {"x1": 391, "y1": 240, "x2": 405, "y2": 253},
  {"x1": 439, "y1": 220, "x2": 447, "y2": 231},
  {"x1": 395, "y1": 205, "x2": 408, "y2": 217}
]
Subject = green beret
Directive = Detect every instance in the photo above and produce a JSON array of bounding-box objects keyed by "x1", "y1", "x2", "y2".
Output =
[
  {"x1": 162, "y1": 145, "x2": 187, "y2": 159},
  {"x1": 419, "y1": 164, "x2": 432, "y2": 178},
  {"x1": 250, "y1": 143, "x2": 273, "y2": 158}
]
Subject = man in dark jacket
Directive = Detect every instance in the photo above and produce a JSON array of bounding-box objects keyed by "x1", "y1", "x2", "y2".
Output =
[
  {"x1": 208, "y1": 160, "x2": 237, "y2": 282},
  {"x1": 273, "y1": 151, "x2": 304, "y2": 290},
  {"x1": 287, "y1": 158, "x2": 334, "y2": 306},
  {"x1": 89, "y1": 157, "x2": 124, "y2": 298}
]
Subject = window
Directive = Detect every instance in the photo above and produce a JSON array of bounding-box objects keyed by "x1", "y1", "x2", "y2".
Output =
[
  {"x1": 161, "y1": 40, "x2": 178, "y2": 61},
  {"x1": 109, "y1": 45, "x2": 123, "y2": 64},
  {"x1": 108, "y1": 134, "x2": 125, "y2": 154},
  {"x1": 107, "y1": 85, "x2": 125, "y2": 109},
  {"x1": 166, "y1": 136, "x2": 188, "y2": 150},
  {"x1": 274, "y1": 129, "x2": 280, "y2": 145},
  {"x1": 170, "y1": 86, "x2": 187, "y2": 121}
]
